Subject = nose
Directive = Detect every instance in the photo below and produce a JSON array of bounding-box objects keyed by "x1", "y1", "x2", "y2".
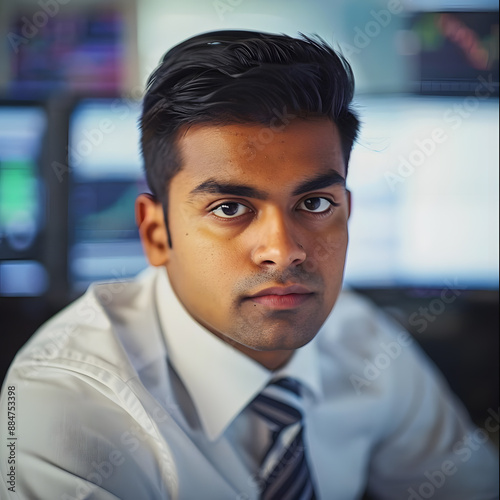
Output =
[{"x1": 250, "y1": 208, "x2": 306, "y2": 269}]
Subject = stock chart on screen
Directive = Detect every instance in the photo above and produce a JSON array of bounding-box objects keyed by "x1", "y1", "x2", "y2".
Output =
[
  {"x1": 0, "y1": 103, "x2": 48, "y2": 296},
  {"x1": 68, "y1": 98, "x2": 148, "y2": 292}
]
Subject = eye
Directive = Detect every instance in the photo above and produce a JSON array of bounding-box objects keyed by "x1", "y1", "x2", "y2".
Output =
[
  {"x1": 211, "y1": 202, "x2": 252, "y2": 219},
  {"x1": 297, "y1": 197, "x2": 335, "y2": 213}
]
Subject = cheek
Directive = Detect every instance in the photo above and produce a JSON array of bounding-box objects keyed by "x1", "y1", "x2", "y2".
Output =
[
  {"x1": 304, "y1": 229, "x2": 348, "y2": 273},
  {"x1": 170, "y1": 234, "x2": 245, "y2": 291}
]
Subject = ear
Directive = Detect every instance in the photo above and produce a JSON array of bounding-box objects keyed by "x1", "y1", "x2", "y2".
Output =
[
  {"x1": 346, "y1": 189, "x2": 352, "y2": 220},
  {"x1": 135, "y1": 193, "x2": 169, "y2": 266}
]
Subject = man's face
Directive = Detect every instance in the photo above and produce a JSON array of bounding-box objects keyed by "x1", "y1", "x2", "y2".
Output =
[{"x1": 142, "y1": 118, "x2": 350, "y2": 369}]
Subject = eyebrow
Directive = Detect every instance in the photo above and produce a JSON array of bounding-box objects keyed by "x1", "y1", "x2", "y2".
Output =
[
  {"x1": 189, "y1": 180, "x2": 268, "y2": 200},
  {"x1": 189, "y1": 169, "x2": 346, "y2": 200},
  {"x1": 291, "y1": 170, "x2": 346, "y2": 196}
]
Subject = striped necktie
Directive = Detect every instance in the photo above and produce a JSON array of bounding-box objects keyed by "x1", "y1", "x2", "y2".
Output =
[{"x1": 250, "y1": 377, "x2": 317, "y2": 500}]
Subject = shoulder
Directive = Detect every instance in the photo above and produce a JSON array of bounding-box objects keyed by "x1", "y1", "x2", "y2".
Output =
[
  {"x1": 315, "y1": 289, "x2": 451, "y2": 418},
  {"x1": 0, "y1": 267, "x2": 175, "y2": 498},
  {"x1": 309, "y1": 291, "x2": 499, "y2": 500},
  {"x1": 5, "y1": 266, "x2": 165, "y2": 388},
  {"x1": 1, "y1": 266, "x2": 176, "y2": 409}
]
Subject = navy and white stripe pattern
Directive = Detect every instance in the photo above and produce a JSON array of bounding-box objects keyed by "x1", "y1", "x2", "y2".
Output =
[{"x1": 250, "y1": 377, "x2": 316, "y2": 500}]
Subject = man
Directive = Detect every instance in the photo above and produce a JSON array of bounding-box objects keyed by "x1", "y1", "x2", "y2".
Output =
[{"x1": 0, "y1": 30, "x2": 498, "y2": 500}]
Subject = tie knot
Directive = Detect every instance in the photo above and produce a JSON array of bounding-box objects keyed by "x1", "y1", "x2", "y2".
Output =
[
  {"x1": 272, "y1": 377, "x2": 303, "y2": 396},
  {"x1": 251, "y1": 377, "x2": 304, "y2": 432}
]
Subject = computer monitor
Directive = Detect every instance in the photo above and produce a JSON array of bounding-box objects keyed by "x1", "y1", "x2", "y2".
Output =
[
  {"x1": 0, "y1": 102, "x2": 49, "y2": 296},
  {"x1": 67, "y1": 98, "x2": 148, "y2": 293},
  {"x1": 7, "y1": 7, "x2": 129, "y2": 96},
  {"x1": 67, "y1": 95, "x2": 498, "y2": 293},
  {"x1": 344, "y1": 93, "x2": 499, "y2": 290},
  {"x1": 405, "y1": 10, "x2": 499, "y2": 96}
]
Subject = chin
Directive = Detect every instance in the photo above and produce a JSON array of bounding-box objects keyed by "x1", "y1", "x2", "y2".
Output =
[{"x1": 254, "y1": 328, "x2": 318, "y2": 352}]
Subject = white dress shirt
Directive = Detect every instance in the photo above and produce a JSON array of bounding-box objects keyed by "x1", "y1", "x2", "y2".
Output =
[{"x1": 0, "y1": 266, "x2": 498, "y2": 499}]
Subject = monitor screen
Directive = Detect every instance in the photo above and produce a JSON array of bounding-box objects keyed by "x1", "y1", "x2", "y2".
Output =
[
  {"x1": 68, "y1": 98, "x2": 148, "y2": 292},
  {"x1": 8, "y1": 8, "x2": 127, "y2": 96},
  {"x1": 405, "y1": 10, "x2": 499, "y2": 96},
  {"x1": 0, "y1": 103, "x2": 49, "y2": 296},
  {"x1": 344, "y1": 94, "x2": 499, "y2": 290},
  {"x1": 67, "y1": 95, "x2": 498, "y2": 293}
]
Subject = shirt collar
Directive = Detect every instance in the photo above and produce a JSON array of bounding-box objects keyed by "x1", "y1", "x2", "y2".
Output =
[
  {"x1": 155, "y1": 267, "x2": 322, "y2": 441},
  {"x1": 275, "y1": 338, "x2": 322, "y2": 402}
]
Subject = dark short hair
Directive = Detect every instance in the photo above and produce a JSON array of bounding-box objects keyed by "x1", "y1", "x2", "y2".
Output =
[{"x1": 141, "y1": 29, "x2": 359, "y2": 205}]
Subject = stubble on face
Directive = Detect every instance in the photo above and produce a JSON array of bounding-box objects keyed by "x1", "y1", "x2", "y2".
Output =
[
  {"x1": 162, "y1": 119, "x2": 349, "y2": 369},
  {"x1": 228, "y1": 267, "x2": 322, "y2": 346}
]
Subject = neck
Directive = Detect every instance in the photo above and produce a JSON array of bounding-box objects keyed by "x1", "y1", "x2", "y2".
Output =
[{"x1": 232, "y1": 344, "x2": 295, "y2": 371}]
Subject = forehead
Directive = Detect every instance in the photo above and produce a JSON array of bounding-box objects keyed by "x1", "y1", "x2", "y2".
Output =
[{"x1": 174, "y1": 118, "x2": 345, "y2": 191}]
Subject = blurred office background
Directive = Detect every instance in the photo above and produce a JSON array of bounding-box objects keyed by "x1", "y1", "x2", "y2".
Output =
[{"x1": 0, "y1": 0, "x2": 498, "y2": 435}]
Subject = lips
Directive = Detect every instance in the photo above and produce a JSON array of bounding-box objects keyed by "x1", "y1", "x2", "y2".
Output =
[
  {"x1": 248, "y1": 285, "x2": 313, "y2": 298},
  {"x1": 245, "y1": 285, "x2": 314, "y2": 309}
]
